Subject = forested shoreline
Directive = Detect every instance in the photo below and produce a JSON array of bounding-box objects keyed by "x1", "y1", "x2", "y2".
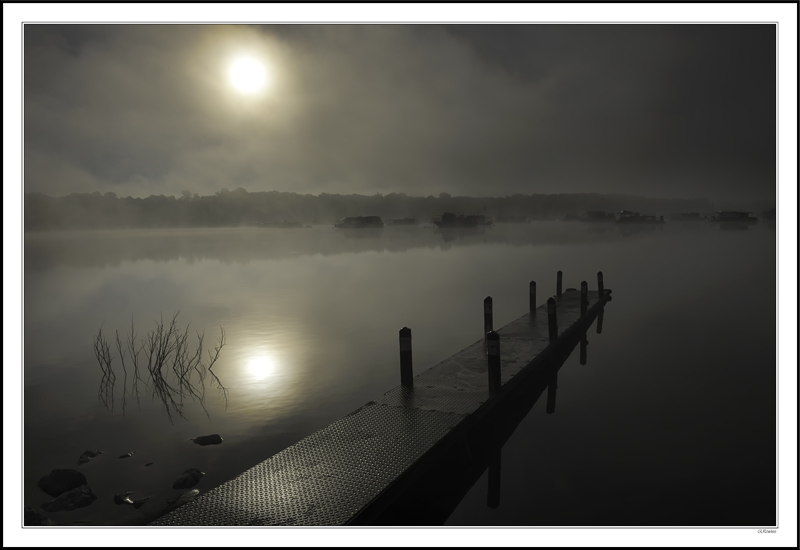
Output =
[{"x1": 23, "y1": 188, "x2": 714, "y2": 231}]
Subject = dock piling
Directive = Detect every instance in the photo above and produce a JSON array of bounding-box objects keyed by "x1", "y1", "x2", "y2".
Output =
[
  {"x1": 484, "y1": 296, "x2": 493, "y2": 335},
  {"x1": 597, "y1": 271, "x2": 604, "y2": 297},
  {"x1": 529, "y1": 281, "x2": 536, "y2": 315},
  {"x1": 557, "y1": 271, "x2": 563, "y2": 297},
  {"x1": 547, "y1": 298, "x2": 558, "y2": 343},
  {"x1": 487, "y1": 331, "x2": 501, "y2": 396},
  {"x1": 596, "y1": 310, "x2": 604, "y2": 334},
  {"x1": 399, "y1": 327, "x2": 413, "y2": 388},
  {"x1": 580, "y1": 281, "x2": 588, "y2": 316}
]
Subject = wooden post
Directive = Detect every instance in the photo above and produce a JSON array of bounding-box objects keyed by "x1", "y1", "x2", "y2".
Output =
[
  {"x1": 546, "y1": 372, "x2": 557, "y2": 414},
  {"x1": 484, "y1": 296, "x2": 493, "y2": 335},
  {"x1": 580, "y1": 333, "x2": 588, "y2": 365},
  {"x1": 580, "y1": 281, "x2": 588, "y2": 315},
  {"x1": 597, "y1": 271, "x2": 604, "y2": 298},
  {"x1": 556, "y1": 271, "x2": 563, "y2": 297},
  {"x1": 547, "y1": 297, "x2": 558, "y2": 343},
  {"x1": 596, "y1": 310, "x2": 604, "y2": 334},
  {"x1": 529, "y1": 281, "x2": 536, "y2": 315},
  {"x1": 399, "y1": 327, "x2": 413, "y2": 388},
  {"x1": 487, "y1": 330, "x2": 501, "y2": 396}
]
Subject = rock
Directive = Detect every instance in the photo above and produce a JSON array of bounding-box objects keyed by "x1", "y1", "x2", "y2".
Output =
[
  {"x1": 190, "y1": 434, "x2": 223, "y2": 446},
  {"x1": 114, "y1": 492, "x2": 151, "y2": 509},
  {"x1": 24, "y1": 506, "x2": 56, "y2": 526},
  {"x1": 113, "y1": 492, "x2": 134, "y2": 505},
  {"x1": 37, "y1": 469, "x2": 87, "y2": 498},
  {"x1": 41, "y1": 485, "x2": 97, "y2": 512},
  {"x1": 118, "y1": 451, "x2": 135, "y2": 459},
  {"x1": 77, "y1": 449, "x2": 103, "y2": 466},
  {"x1": 172, "y1": 468, "x2": 205, "y2": 490}
]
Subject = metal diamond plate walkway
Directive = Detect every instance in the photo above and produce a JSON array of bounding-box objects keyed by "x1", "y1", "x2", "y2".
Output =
[{"x1": 151, "y1": 288, "x2": 611, "y2": 526}]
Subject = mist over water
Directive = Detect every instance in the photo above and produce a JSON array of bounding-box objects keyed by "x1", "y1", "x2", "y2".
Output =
[{"x1": 23, "y1": 221, "x2": 775, "y2": 526}]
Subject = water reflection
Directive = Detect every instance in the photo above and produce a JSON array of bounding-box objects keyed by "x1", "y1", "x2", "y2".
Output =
[
  {"x1": 435, "y1": 227, "x2": 488, "y2": 243},
  {"x1": 23, "y1": 221, "x2": 774, "y2": 527},
  {"x1": 95, "y1": 313, "x2": 228, "y2": 423},
  {"x1": 354, "y1": 312, "x2": 606, "y2": 525},
  {"x1": 24, "y1": 221, "x2": 737, "y2": 272},
  {"x1": 247, "y1": 355, "x2": 277, "y2": 380}
]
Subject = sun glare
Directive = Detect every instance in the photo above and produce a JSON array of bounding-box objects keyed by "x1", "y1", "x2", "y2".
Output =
[{"x1": 228, "y1": 57, "x2": 268, "y2": 94}]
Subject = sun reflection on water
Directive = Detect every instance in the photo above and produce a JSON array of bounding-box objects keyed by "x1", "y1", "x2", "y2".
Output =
[{"x1": 247, "y1": 355, "x2": 276, "y2": 380}]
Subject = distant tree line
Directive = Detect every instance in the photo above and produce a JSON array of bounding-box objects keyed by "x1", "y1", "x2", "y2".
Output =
[{"x1": 23, "y1": 188, "x2": 714, "y2": 231}]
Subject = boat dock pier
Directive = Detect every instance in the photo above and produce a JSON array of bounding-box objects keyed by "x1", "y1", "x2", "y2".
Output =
[{"x1": 151, "y1": 272, "x2": 613, "y2": 526}]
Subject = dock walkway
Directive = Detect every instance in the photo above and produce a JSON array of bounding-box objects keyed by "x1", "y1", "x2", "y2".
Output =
[{"x1": 151, "y1": 286, "x2": 612, "y2": 526}]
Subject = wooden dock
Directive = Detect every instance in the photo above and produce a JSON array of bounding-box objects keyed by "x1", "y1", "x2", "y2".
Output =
[{"x1": 150, "y1": 276, "x2": 612, "y2": 526}]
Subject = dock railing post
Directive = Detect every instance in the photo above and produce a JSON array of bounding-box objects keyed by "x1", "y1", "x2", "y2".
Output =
[
  {"x1": 580, "y1": 281, "x2": 588, "y2": 316},
  {"x1": 487, "y1": 330, "x2": 501, "y2": 396},
  {"x1": 597, "y1": 271, "x2": 604, "y2": 298},
  {"x1": 557, "y1": 271, "x2": 563, "y2": 297},
  {"x1": 547, "y1": 297, "x2": 558, "y2": 343},
  {"x1": 484, "y1": 296, "x2": 493, "y2": 336},
  {"x1": 399, "y1": 327, "x2": 413, "y2": 388},
  {"x1": 529, "y1": 281, "x2": 536, "y2": 315}
]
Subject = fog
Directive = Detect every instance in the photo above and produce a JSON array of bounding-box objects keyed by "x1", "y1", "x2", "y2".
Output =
[{"x1": 23, "y1": 24, "x2": 775, "y2": 206}]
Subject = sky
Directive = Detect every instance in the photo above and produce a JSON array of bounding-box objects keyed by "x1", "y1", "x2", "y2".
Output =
[{"x1": 22, "y1": 22, "x2": 778, "y2": 205}]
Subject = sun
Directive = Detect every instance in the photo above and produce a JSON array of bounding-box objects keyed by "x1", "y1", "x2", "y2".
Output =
[{"x1": 228, "y1": 57, "x2": 268, "y2": 94}]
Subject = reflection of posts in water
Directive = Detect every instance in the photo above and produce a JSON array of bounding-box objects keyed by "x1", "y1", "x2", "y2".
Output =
[
  {"x1": 580, "y1": 334, "x2": 588, "y2": 365},
  {"x1": 547, "y1": 298, "x2": 558, "y2": 342},
  {"x1": 546, "y1": 372, "x2": 557, "y2": 414},
  {"x1": 487, "y1": 443, "x2": 501, "y2": 509},
  {"x1": 529, "y1": 281, "x2": 536, "y2": 314},
  {"x1": 399, "y1": 327, "x2": 413, "y2": 388},
  {"x1": 483, "y1": 296, "x2": 493, "y2": 335},
  {"x1": 580, "y1": 281, "x2": 588, "y2": 315},
  {"x1": 557, "y1": 270, "x2": 563, "y2": 296},
  {"x1": 487, "y1": 331, "x2": 501, "y2": 396}
]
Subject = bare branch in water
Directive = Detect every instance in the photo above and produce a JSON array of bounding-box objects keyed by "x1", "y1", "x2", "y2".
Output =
[
  {"x1": 126, "y1": 314, "x2": 146, "y2": 409},
  {"x1": 94, "y1": 313, "x2": 228, "y2": 423},
  {"x1": 115, "y1": 329, "x2": 128, "y2": 415},
  {"x1": 94, "y1": 325, "x2": 115, "y2": 411},
  {"x1": 206, "y1": 327, "x2": 229, "y2": 410}
]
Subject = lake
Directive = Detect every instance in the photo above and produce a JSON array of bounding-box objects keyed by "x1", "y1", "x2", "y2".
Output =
[{"x1": 22, "y1": 221, "x2": 776, "y2": 527}]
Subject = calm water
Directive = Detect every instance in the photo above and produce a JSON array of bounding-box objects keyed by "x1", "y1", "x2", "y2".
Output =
[{"x1": 23, "y1": 221, "x2": 776, "y2": 526}]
